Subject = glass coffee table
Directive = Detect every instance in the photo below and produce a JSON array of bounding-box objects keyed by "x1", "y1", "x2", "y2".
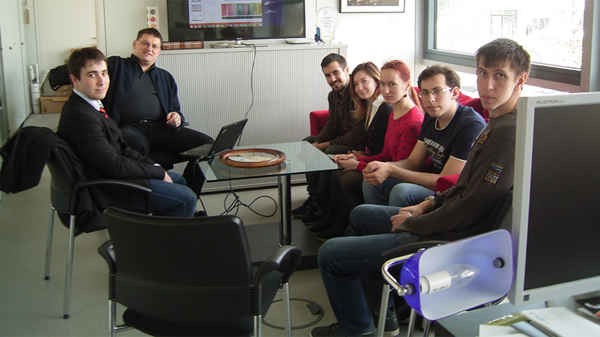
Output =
[{"x1": 198, "y1": 141, "x2": 340, "y2": 268}]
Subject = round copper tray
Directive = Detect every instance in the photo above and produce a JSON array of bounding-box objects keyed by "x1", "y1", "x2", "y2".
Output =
[{"x1": 219, "y1": 148, "x2": 286, "y2": 168}]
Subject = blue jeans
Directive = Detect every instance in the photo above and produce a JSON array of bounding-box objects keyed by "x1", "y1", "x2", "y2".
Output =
[
  {"x1": 149, "y1": 172, "x2": 197, "y2": 217},
  {"x1": 318, "y1": 205, "x2": 420, "y2": 335},
  {"x1": 362, "y1": 178, "x2": 403, "y2": 205},
  {"x1": 363, "y1": 179, "x2": 433, "y2": 207},
  {"x1": 389, "y1": 183, "x2": 433, "y2": 208}
]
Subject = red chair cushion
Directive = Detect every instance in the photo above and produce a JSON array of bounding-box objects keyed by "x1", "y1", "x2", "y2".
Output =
[
  {"x1": 310, "y1": 110, "x2": 329, "y2": 136},
  {"x1": 435, "y1": 174, "x2": 460, "y2": 193}
]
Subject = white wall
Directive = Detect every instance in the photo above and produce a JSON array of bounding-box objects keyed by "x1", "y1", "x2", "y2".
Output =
[
  {"x1": 98, "y1": 0, "x2": 168, "y2": 57},
  {"x1": 32, "y1": 0, "x2": 96, "y2": 70},
  {"x1": 314, "y1": 0, "x2": 416, "y2": 74}
]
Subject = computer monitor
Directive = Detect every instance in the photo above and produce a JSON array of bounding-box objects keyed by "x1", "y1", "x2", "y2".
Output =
[{"x1": 508, "y1": 92, "x2": 600, "y2": 307}]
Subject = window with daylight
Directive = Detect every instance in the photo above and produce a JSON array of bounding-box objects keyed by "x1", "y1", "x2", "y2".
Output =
[{"x1": 424, "y1": 0, "x2": 586, "y2": 85}]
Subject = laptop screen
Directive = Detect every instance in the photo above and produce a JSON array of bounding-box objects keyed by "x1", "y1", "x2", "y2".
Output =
[{"x1": 207, "y1": 119, "x2": 248, "y2": 157}]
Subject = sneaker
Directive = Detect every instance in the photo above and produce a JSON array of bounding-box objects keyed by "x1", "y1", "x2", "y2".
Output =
[
  {"x1": 310, "y1": 323, "x2": 375, "y2": 337},
  {"x1": 291, "y1": 197, "x2": 313, "y2": 218},
  {"x1": 372, "y1": 307, "x2": 400, "y2": 337}
]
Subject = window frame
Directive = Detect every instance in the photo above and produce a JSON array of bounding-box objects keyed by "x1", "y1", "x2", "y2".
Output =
[{"x1": 423, "y1": 0, "x2": 582, "y2": 86}]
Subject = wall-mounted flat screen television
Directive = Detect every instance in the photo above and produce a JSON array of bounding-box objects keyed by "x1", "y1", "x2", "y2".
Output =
[{"x1": 166, "y1": 0, "x2": 306, "y2": 42}]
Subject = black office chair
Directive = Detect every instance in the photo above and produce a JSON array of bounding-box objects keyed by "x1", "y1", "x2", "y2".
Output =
[
  {"x1": 98, "y1": 207, "x2": 302, "y2": 337},
  {"x1": 376, "y1": 188, "x2": 514, "y2": 337},
  {"x1": 44, "y1": 145, "x2": 152, "y2": 319}
]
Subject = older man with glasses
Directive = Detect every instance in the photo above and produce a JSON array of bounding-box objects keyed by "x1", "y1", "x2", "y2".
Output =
[{"x1": 102, "y1": 28, "x2": 214, "y2": 200}]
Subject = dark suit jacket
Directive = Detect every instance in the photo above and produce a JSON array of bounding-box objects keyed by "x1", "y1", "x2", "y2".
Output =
[{"x1": 57, "y1": 93, "x2": 165, "y2": 210}]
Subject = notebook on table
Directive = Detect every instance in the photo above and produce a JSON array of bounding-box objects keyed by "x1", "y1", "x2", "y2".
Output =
[{"x1": 179, "y1": 119, "x2": 248, "y2": 160}]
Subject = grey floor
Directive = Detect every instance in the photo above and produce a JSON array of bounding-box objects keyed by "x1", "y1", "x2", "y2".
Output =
[{"x1": 0, "y1": 113, "x2": 339, "y2": 336}]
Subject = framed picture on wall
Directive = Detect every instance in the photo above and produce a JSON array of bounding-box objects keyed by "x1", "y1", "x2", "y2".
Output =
[{"x1": 340, "y1": 0, "x2": 405, "y2": 13}]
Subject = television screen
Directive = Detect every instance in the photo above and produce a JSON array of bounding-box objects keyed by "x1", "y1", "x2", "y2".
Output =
[{"x1": 166, "y1": 0, "x2": 306, "y2": 42}]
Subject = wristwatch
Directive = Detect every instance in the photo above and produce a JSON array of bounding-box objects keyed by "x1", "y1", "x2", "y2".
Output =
[{"x1": 424, "y1": 195, "x2": 437, "y2": 207}]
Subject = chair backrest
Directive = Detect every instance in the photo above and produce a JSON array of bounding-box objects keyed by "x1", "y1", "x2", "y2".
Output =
[
  {"x1": 462, "y1": 97, "x2": 489, "y2": 121},
  {"x1": 102, "y1": 207, "x2": 256, "y2": 326},
  {"x1": 47, "y1": 146, "x2": 80, "y2": 214},
  {"x1": 309, "y1": 110, "x2": 330, "y2": 136}
]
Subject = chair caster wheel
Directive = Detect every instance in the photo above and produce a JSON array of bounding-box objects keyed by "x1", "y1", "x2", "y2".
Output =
[{"x1": 63, "y1": 314, "x2": 70, "y2": 319}]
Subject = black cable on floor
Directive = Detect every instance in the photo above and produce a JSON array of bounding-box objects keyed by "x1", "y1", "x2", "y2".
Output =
[{"x1": 219, "y1": 178, "x2": 277, "y2": 217}]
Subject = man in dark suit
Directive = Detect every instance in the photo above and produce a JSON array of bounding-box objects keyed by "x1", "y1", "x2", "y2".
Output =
[{"x1": 57, "y1": 47, "x2": 196, "y2": 217}]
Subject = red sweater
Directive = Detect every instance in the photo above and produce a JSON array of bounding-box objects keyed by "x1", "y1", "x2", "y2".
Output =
[{"x1": 356, "y1": 106, "x2": 423, "y2": 172}]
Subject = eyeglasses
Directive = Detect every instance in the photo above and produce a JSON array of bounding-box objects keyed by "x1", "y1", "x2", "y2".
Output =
[
  {"x1": 140, "y1": 40, "x2": 161, "y2": 51},
  {"x1": 418, "y1": 87, "x2": 453, "y2": 98}
]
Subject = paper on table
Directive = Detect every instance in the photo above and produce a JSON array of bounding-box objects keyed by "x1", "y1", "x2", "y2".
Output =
[
  {"x1": 521, "y1": 307, "x2": 600, "y2": 336},
  {"x1": 479, "y1": 324, "x2": 528, "y2": 336}
]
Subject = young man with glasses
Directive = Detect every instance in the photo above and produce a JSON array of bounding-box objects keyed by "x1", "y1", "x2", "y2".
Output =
[
  {"x1": 102, "y1": 28, "x2": 213, "y2": 198},
  {"x1": 360, "y1": 64, "x2": 486, "y2": 207}
]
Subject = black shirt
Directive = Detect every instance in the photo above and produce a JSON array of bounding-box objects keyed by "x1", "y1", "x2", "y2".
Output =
[{"x1": 120, "y1": 67, "x2": 164, "y2": 123}]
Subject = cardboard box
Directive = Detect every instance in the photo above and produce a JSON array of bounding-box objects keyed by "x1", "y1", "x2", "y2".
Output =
[{"x1": 40, "y1": 96, "x2": 68, "y2": 114}]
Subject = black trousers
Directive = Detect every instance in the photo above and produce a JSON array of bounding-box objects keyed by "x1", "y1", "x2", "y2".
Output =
[
  {"x1": 120, "y1": 122, "x2": 214, "y2": 197},
  {"x1": 302, "y1": 135, "x2": 357, "y2": 211}
]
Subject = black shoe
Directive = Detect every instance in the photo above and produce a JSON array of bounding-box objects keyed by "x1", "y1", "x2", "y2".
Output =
[
  {"x1": 309, "y1": 214, "x2": 336, "y2": 232},
  {"x1": 310, "y1": 323, "x2": 375, "y2": 337},
  {"x1": 291, "y1": 197, "x2": 312, "y2": 218},
  {"x1": 302, "y1": 210, "x2": 325, "y2": 225},
  {"x1": 372, "y1": 307, "x2": 400, "y2": 337},
  {"x1": 315, "y1": 219, "x2": 348, "y2": 242},
  {"x1": 300, "y1": 200, "x2": 326, "y2": 225}
]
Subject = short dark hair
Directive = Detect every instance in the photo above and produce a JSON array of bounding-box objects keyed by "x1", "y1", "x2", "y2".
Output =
[
  {"x1": 136, "y1": 28, "x2": 163, "y2": 45},
  {"x1": 67, "y1": 47, "x2": 107, "y2": 80},
  {"x1": 476, "y1": 38, "x2": 531, "y2": 76},
  {"x1": 321, "y1": 53, "x2": 347, "y2": 69},
  {"x1": 417, "y1": 64, "x2": 461, "y2": 89}
]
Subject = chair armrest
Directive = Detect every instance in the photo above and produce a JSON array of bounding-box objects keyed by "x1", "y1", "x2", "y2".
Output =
[
  {"x1": 380, "y1": 241, "x2": 448, "y2": 264},
  {"x1": 435, "y1": 175, "x2": 460, "y2": 193},
  {"x1": 254, "y1": 245, "x2": 302, "y2": 286},
  {"x1": 97, "y1": 240, "x2": 116, "y2": 273},
  {"x1": 72, "y1": 179, "x2": 152, "y2": 214}
]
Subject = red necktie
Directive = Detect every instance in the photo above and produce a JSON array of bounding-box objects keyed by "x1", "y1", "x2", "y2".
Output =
[{"x1": 99, "y1": 107, "x2": 108, "y2": 118}]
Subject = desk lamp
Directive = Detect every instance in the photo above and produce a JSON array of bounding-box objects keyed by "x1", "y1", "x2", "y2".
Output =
[{"x1": 378, "y1": 230, "x2": 513, "y2": 337}]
